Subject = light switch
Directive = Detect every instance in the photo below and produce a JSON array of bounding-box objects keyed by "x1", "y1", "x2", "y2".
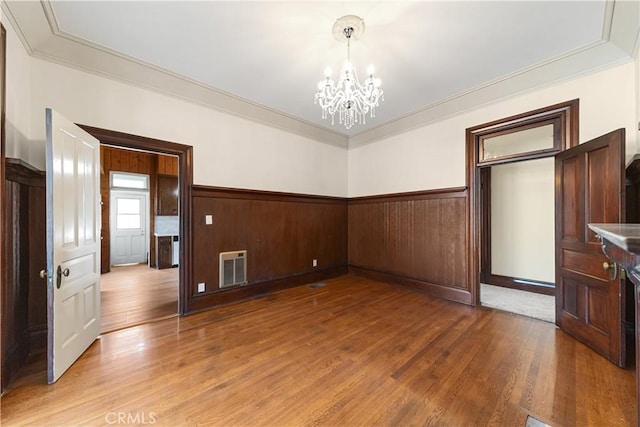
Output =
[
  {"x1": 197, "y1": 282, "x2": 205, "y2": 293},
  {"x1": 205, "y1": 215, "x2": 213, "y2": 225}
]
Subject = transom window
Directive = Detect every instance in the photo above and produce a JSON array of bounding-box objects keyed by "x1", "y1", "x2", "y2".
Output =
[{"x1": 110, "y1": 172, "x2": 149, "y2": 190}]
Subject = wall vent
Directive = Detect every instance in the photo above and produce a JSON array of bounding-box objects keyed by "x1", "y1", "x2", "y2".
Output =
[{"x1": 219, "y1": 250, "x2": 247, "y2": 288}]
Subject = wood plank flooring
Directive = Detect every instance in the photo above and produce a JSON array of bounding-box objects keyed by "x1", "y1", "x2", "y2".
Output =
[
  {"x1": 2, "y1": 275, "x2": 635, "y2": 426},
  {"x1": 101, "y1": 264, "x2": 179, "y2": 333}
]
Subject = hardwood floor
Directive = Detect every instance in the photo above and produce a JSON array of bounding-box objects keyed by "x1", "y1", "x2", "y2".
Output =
[
  {"x1": 101, "y1": 264, "x2": 179, "y2": 333},
  {"x1": 2, "y1": 275, "x2": 635, "y2": 426}
]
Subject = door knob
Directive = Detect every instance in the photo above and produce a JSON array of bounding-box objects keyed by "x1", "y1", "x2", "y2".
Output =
[
  {"x1": 603, "y1": 261, "x2": 617, "y2": 280},
  {"x1": 39, "y1": 269, "x2": 48, "y2": 279},
  {"x1": 56, "y1": 265, "x2": 70, "y2": 289}
]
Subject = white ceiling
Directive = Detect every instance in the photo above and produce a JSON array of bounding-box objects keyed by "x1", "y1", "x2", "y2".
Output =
[{"x1": 3, "y1": 1, "x2": 639, "y2": 146}]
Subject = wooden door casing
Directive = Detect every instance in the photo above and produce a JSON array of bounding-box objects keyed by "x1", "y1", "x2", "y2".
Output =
[{"x1": 555, "y1": 129, "x2": 626, "y2": 366}]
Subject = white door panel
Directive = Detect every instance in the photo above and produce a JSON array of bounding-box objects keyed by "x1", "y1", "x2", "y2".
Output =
[
  {"x1": 46, "y1": 108, "x2": 101, "y2": 383},
  {"x1": 110, "y1": 191, "x2": 148, "y2": 265}
]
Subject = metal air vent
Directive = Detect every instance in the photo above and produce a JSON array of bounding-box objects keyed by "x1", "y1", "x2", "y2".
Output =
[{"x1": 219, "y1": 250, "x2": 247, "y2": 288}]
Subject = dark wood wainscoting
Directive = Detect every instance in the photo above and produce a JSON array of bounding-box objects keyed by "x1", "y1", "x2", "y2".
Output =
[
  {"x1": 348, "y1": 187, "x2": 470, "y2": 304},
  {"x1": 189, "y1": 186, "x2": 348, "y2": 311},
  {"x1": 2, "y1": 159, "x2": 46, "y2": 392}
]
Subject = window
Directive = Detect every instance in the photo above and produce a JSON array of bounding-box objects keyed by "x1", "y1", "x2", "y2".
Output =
[
  {"x1": 111, "y1": 172, "x2": 149, "y2": 190},
  {"x1": 116, "y1": 197, "x2": 141, "y2": 230}
]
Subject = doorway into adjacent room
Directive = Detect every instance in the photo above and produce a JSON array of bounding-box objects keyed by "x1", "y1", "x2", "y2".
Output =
[
  {"x1": 99, "y1": 145, "x2": 181, "y2": 333},
  {"x1": 479, "y1": 157, "x2": 556, "y2": 323},
  {"x1": 467, "y1": 100, "x2": 580, "y2": 322}
]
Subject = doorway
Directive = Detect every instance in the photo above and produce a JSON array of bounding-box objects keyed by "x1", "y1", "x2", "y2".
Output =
[
  {"x1": 465, "y1": 100, "x2": 579, "y2": 314},
  {"x1": 100, "y1": 146, "x2": 180, "y2": 333},
  {"x1": 78, "y1": 124, "x2": 193, "y2": 328},
  {"x1": 479, "y1": 157, "x2": 556, "y2": 322}
]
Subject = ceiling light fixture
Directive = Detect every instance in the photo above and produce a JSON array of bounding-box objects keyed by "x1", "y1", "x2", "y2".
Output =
[{"x1": 315, "y1": 15, "x2": 384, "y2": 130}]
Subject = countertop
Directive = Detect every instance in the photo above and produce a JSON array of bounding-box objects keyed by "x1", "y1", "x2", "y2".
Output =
[{"x1": 588, "y1": 223, "x2": 640, "y2": 253}]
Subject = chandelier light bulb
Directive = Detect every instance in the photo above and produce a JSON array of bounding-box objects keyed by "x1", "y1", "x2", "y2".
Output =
[
  {"x1": 366, "y1": 64, "x2": 375, "y2": 76},
  {"x1": 314, "y1": 15, "x2": 384, "y2": 130}
]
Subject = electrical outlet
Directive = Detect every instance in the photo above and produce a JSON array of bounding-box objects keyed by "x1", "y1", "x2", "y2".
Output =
[
  {"x1": 205, "y1": 215, "x2": 213, "y2": 225},
  {"x1": 197, "y1": 282, "x2": 205, "y2": 293},
  {"x1": 312, "y1": 259, "x2": 318, "y2": 267}
]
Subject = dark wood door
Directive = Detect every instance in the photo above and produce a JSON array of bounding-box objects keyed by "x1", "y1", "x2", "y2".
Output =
[{"x1": 555, "y1": 129, "x2": 626, "y2": 366}]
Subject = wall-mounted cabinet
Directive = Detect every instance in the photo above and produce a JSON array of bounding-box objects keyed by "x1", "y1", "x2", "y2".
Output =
[{"x1": 157, "y1": 175, "x2": 178, "y2": 215}]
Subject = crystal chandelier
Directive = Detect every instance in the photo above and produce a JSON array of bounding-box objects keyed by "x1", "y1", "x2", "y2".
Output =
[{"x1": 315, "y1": 15, "x2": 384, "y2": 130}]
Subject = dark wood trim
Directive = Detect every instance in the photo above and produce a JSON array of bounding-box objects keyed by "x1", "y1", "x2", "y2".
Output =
[
  {"x1": 477, "y1": 116, "x2": 563, "y2": 166},
  {"x1": 467, "y1": 99, "x2": 579, "y2": 149},
  {"x1": 349, "y1": 266, "x2": 472, "y2": 305},
  {"x1": 187, "y1": 266, "x2": 348, "y2": 312},
  {"x1": 77, "y1": 125, "x2": 193, "y2": 315},
  {"x1": 192, "y1": 185, "x2": 347, "y2": 205},
  {"x1": 348, "y1": 186, "x2": 467, "y2": 203},
  {"x1": 5, "y1": 158, "x2": 45, "y2": 186},
  {"x1": 467, "y1": 99, "x2": 579, "y2": 305},
  {"x1": 483, "y1": 273, "x2": 555, "y2": 296},
  {"x1": 0, "y1": 23, "x2": 7, "y2": 393},
  {"x1": 479, "y1": 168, "x2": 491, "y2": 284}
]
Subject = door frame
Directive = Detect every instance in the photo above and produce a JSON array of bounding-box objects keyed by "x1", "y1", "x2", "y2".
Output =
[
  {"x1": 466, "y1": 100, "x2": 579, "y2": 305},
  {"x1": 78, "y1": 125, "x2": 192, "y2": 315},
  {"x1": 109, "y1": 188, "x2": 150, "y2": 266}
]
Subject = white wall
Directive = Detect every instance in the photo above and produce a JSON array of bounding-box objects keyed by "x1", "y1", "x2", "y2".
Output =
[
  {"x1": 28, "y1": 59, "x2": 348, "y2": 196},
  {"x1": 2, "y1": 14, "x2": 348, "y2": 197},
  {"x1": 348, "y1": 61, "x2": 638, "y2": 197},
  {"x1": 3, "y1": 14, "x2": 31, "y2": 162},
  {"x1": 490, "y1": 158, "x2": 555, "y2": 283}
]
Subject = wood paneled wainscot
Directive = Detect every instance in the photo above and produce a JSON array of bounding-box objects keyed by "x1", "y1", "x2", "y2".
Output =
[
  {"x1": 189, "y1": 186, "x2": 348, "y2": 311},
  {"x1": 2, "y1": 159, "x2": 46, "y2": 391},
  {"x1": 348, "y1": 187, "x2": 470, "y2": 304}
]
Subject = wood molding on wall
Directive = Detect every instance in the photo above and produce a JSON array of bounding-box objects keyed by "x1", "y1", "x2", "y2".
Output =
[
  {"x1": 348, "y1": 187, "x2": 471, "y2": 304},
  {"x1": 189, "y1": 185, "x2": 348, "y2": 312},
  {"x1": 0, "y1": 23, "x2": 7, "y2": 393}
]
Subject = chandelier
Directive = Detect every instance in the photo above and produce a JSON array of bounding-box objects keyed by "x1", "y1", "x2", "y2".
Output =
[{"x1": 315, "y1": 15, "x2": 384, "y2": 130}]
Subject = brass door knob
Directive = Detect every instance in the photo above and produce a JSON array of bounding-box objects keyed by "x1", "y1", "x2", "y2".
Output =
[{"x1": 603, "y1": 261, "x2": 617, "y2": 280}]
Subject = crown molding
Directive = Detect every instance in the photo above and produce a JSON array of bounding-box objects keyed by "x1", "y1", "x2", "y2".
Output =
[
  {"x1": 3, "y1": 0, "x2": 638, "y2": 150},
  {"x1": 3, "y1": 0, "x2": 349, "y2": 148}
]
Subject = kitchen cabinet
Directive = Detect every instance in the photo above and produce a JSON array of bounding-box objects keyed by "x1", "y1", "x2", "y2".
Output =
[
  {"x1": 156, "y1": 236, "x2": 173, "y2": 269},
  {"x1": 157, "y1": 175, "x2": 178, "y2": 215}
]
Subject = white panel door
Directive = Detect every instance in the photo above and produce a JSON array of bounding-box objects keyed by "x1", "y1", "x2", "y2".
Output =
[
  {"x1": 110, "y1": 191, "x2": 147, "y2": 265},
  {"x1": 46, "y1": 108, "x2": 101, "y2": 383}
]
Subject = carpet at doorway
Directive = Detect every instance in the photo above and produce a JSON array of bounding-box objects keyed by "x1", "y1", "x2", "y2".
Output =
[{"x1": 481, "y1": 283, "x2": 555, "y2": 323}]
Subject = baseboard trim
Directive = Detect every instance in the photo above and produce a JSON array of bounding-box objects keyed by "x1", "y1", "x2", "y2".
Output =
[
  {"x1": 349, "y1": 266, "x2": 472, "y2": 305},
  {"x1": 185, "y1": 266, "x2": 348, "y2": 313}
]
